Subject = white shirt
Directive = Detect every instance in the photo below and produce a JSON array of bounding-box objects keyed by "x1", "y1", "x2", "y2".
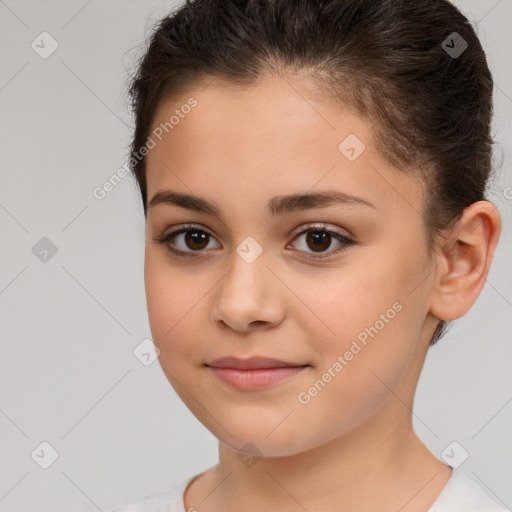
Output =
[{"x1": 107, "y1": 468, "x2": 510, "y2": 512}]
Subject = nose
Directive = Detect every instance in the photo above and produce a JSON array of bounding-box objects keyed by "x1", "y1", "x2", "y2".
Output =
[{"x1": 212, "y1": 251, "x2": 286, "y2": 333}]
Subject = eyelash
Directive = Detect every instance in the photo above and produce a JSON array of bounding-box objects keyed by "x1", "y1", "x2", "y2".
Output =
[{"x1": 153, "y1": 222, "x2": 355, "y2": 261}]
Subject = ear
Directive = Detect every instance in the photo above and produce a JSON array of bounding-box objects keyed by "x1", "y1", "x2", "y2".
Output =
[{"x1": 429, "y1": 201, "x2": 501, "y2": 322}]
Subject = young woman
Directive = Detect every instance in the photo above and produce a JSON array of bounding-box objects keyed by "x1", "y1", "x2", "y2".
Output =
[{"x1": 110, "y1": 0, "x2": 507, "y2": 510}]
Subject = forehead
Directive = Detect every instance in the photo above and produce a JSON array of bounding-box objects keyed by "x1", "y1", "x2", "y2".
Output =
[{"x1": 145, "y1": 74, "x2": 426, "y2": 222}]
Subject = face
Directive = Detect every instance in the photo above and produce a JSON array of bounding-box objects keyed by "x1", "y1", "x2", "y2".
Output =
[{"x1": 143, "y1": 73, "x2": 438, "y2": 457}]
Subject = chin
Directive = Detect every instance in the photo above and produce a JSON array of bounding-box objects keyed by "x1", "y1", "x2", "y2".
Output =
[
  {"x1": 215, "y1": 420, "x2": 322, "y2": 459},
  {"x1": 223, "y1": 437, "x2": 304, "y2": 459}
]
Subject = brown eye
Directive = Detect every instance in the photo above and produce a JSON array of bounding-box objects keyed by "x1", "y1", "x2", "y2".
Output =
[
  {"x1": 183, "y1": 230, "x2": 210, "y2": 250},
  {"x1": 156, "y1": 224, "x2": 221, "y2": 256},
  {"x1": 304, "y1": 230, "x2": 333, "y2": 252},
  {"x1": 288, "y1": 224, "x2": 355, "y2": 260}
]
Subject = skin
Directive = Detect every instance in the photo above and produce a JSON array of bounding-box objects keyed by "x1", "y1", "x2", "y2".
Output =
[{"x1": 143, "y1": 72, "x2": 501, "y2": 512}]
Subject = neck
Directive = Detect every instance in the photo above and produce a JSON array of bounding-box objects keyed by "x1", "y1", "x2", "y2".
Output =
[{"x1": 198, "y1": 402, "x2": 451, "y2": 512}]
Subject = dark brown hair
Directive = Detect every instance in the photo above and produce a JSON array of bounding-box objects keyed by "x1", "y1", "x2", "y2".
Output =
[{"x1": 126, "y1": 0, "x2": 495, "y2": 345}]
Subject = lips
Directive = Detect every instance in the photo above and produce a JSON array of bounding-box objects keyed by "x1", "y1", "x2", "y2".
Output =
[
  {"x1": 206, "y1": 356, "x2": 310, "y2": 390},
  {"x1": 206, "y1": 356, "x2": 309, "y2": 370}
]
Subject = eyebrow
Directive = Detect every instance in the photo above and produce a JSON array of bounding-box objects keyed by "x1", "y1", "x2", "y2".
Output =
[{"x1": 148, "y1": 189, "x2": 376, "y2": 222}]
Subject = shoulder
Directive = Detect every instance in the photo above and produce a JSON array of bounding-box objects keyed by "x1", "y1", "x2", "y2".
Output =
[
  {"x1": 428, "y1": 468, "x2": 510, "y2": 512},
  {"x1": 106, "y1": 476, "x2": 192, "y2": 512}
]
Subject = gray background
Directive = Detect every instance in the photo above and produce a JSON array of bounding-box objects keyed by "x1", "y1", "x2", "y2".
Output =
[{"x1": 0, "y1": 0, "x2": 510, "y2": 510}]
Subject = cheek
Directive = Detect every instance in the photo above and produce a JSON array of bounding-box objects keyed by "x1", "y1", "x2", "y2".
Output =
[
  {"x1": 295, "y1": 253, "x2": 407, "y2": 348},
  {"x1": 298, "y1": 249, "x2": 422, "y2": 390},
  {"x1": 145, "y1": 253, "x2": 185, "y2": 343},
  {"x1": 144, "y1": 253, "x2": 213, "y2": 363}
]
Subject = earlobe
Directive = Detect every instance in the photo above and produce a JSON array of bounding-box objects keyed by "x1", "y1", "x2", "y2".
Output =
[{"x1": 429, "y1": 201, "x2": 501, "y2": 322}]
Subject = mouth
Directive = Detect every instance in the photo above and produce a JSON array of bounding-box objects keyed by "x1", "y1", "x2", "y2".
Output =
[
  {"x1": 206, "y1": 356, "x2": 309, "y2": 369},
  {"x1": 205, "y1": 356, "x2": 311, "y2": 390}
]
